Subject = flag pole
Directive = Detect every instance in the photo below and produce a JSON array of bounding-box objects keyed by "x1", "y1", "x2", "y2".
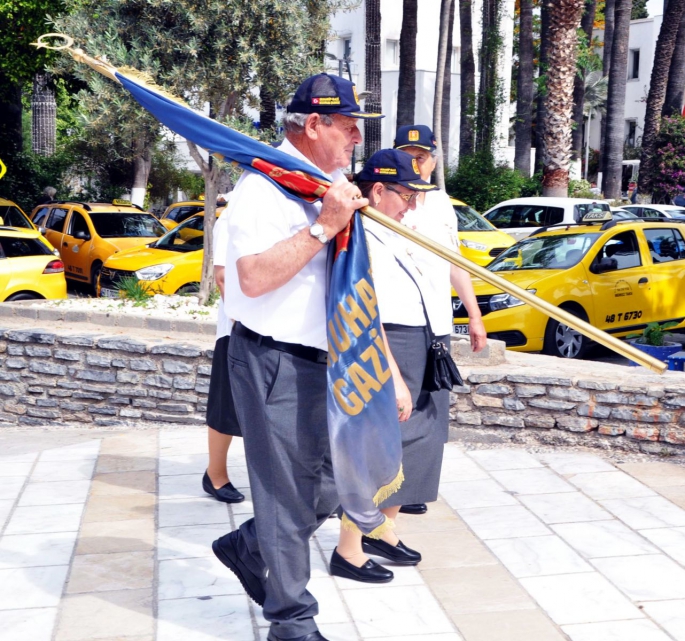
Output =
[
  {"x1": 36, "y1": 33, "x2": 666, "y2": 373},
  {"x1": 360, "y1": 205, "x2": 667, "y2": 374}
]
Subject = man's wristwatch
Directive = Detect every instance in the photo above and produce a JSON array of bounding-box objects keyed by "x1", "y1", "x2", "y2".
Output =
[{"x1": 309, "y1": 222, "x2": 329, "y2": 245}]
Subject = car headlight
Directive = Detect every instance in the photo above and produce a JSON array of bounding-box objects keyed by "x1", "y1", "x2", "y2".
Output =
[
  {"x1": 135, "y1": 264, "x2": 174, "y2": 281},
  {"x1": 461, "y1": 239, "x2": 488, "y2": 252},
  {"x1": 489, "y1": 289, "x2": 536, "y2": 311}
]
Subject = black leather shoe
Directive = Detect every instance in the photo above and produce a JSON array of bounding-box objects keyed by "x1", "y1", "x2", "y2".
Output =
[
  {"x1": 399, "y1": 503, "x2": 427, "y2": 515},
  {"x1": 212, "y1": 531, "x2": 266, "y2": 606},
  {"x1": 203, "y1": 471, "x2": 245, "y2": 503},
  {"x1": 267, "y1": 631, "x2": 329, "y2": 641},
  {"x1": 329, "y1": 547, "x2": 393, "y2": 583},
  {"x1": 362, "y1": 536, "x2": 422, "y2": 565}
]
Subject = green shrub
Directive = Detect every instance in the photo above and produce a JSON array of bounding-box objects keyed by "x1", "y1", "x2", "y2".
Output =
[{"x1": 444, "y1": 152, "x2": 527, "y2": 212}]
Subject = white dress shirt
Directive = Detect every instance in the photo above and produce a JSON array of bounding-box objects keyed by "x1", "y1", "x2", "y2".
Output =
[
  {"x1": 224, "y1": 138, "x2": 344, "y2": 351},
  {"x1": 213, "y1": 209, "x2": 232, "y2": 339},
  {"x1": 400, "y1": 189, "x2": 459, "y2": 336}
]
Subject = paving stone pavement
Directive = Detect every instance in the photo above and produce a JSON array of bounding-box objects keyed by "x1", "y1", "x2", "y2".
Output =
[{"x1": 1, "y1": 429, "x2": 685, "y2": 641}]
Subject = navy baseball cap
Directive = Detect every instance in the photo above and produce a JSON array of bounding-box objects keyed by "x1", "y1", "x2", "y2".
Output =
[
  {"x1": 394, "y1": 125, "x2": 437, "y2": 151},
  {"x1": 287, "y1": 74, "x2": 384, "y2": 119},
  {"x1": 356, "y1": 149, "x2": 437, "y2": 191}
]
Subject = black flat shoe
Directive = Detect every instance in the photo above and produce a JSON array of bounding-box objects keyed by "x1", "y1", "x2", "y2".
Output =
[
  {"x1": 212, "y1": 531, "x2": 266, "y2": 606},
  {"x1": 203, "y1": 471, "x2": 245, "y2": 503},
  {"x1": 329, "y1": 547, "x2": 393, "y2": 583},
  {"x1": 362, "y1": 536, "x2": 422, "y2": 565},
  {"x1": 267, "y1": 631, "x2": 329, "y2": 641},
  {"x1": 399, "y1": 503, "x2": 427, "y2": 515}
]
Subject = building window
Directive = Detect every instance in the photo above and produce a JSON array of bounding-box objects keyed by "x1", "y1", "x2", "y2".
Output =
[
  {"x1": 342, "y1": 37, "x2": 352, "y2": 61},
  {"x1": 628, "y1": 49, "x2": 640, "y2": 80},
  {"x1": 385, "y1": 39, "x2": 399, "y2": 67},
  {"x1": 451, "y1": 47, "x2": 461, "y2": 73},
  {"x1": 625, "y1": 120, "x2": 638, "y2": 147}
]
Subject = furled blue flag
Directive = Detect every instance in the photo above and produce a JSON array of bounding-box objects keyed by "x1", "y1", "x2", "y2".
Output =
[
  {"x1": 327, "y1": 213, "x2": 403, "y2": 537},
  {"x1": 115, "y1": 70, "x2": 403, "y2": 535}
]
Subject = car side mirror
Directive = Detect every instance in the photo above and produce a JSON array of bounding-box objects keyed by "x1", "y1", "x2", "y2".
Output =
[
  {"x1": 39, "y1": 226, "x2": 47, "y2": 235},
  {"x1": 74, "y1": 230, "x2": 90, "y2": 241},
  {"x1": 591, "y1": 257, "x2": 618, "y2": 274}
]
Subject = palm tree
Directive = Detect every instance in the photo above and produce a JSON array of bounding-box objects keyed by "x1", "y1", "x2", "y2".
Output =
[
  {"x1": 534, "y1": 1, "x2": 551, "y2": 175},
  {"x1": 433, "y1": 0, "x2": 453, "y2": 189},
  {"x1": 476, "y1": 0, "x2": 501, "y2": 155},
  {"x1": 571, "y1": 0, "x2": 598, "y2": 160},
  {"x1": 364, "y1": 0, "x2": 382, "y2": 159},
  {"x1": 582, "y1": 70, "x2": 608, "y2": 179},
  {"x1": 599, "y1": 0, "x2": 615, "y2": 163},
  {"x1": 514, "y1": 0, "x2": 534, "y2": 176},
  {"x1": 637, "y1": 0, "x2": 685, "y2": 197},
  {"x1": 601, "y1": 0, "x2": 631, "y2": 200},
  {"x1": 663, "y1": 10, "x2": 685, "y2": 116},
  {"x1": 458, "y1": 0, "x2": 476, "y2": 159},
  {"x1": 397, "y1": 0, "x2": 418, "y2": 128},
  {"x1": 440, "y1": 0, "x2": 456, "y2": 167},
  {"x1": 31, "y1": 73, "x2": 56, "y2": 156},
  {"x1": 541, "y1": 0, "x2": 585, "y2": 197}
]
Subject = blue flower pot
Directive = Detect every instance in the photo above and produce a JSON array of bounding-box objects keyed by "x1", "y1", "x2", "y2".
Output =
[{"x1": 627, "y1": 340, "x2": 682, "y2": 367}]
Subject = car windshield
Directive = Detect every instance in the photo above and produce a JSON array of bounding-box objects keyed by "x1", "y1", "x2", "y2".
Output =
[
  {"x1": 90, "y1": 213, "x2": 166, "y2": 238},
  {"x1": 453, "y1": 205, "x2": 495, "y2": 231},
  {"x1": 489, "y1": 233, "x2": 601, "y2": 271},
  {"x1": 665, "y1": 209, "x2": 685, "y2": 218},
  {"x1": 0, "y1": 205, "x2": 33, "y2": 229},
  {"x1": 151, "y1": 215, "x2": 205, "y2": 253}
]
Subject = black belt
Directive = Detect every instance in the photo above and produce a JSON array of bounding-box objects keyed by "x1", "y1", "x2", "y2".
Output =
[{"x1": 233, "y1": 322, "x2": 328, "y2": 364}]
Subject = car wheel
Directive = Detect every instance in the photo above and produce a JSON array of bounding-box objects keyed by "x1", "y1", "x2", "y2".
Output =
[
  {"x1": 90, "y1": 262, "x2": 102, "y2": 294},
  {"x1": 543, "y1": 307, "x2": 590, "y2": 359},
  {"x1": 5, "y1": 292, "x2": 41, "y2": 302},
  {"x1": 176, "y1": 282, "x2": 200, "y2": 295}
]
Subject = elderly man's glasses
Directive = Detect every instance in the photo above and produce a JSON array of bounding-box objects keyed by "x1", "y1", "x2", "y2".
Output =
[{"x1": 385, "y1": 185, "x2": 418, "y2": 203}]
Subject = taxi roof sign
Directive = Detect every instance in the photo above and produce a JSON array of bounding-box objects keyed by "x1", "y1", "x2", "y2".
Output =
[
  {"x1": 112, "y1": 198, "x2": 132, "y2": 206},
  {"x1": 581, "y1": 210, "x2": 613, "y2": 223}
]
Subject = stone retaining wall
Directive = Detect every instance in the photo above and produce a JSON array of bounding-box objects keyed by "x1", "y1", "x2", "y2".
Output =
[{"x1": 0, "y1": 328, "x2": 213, "y2": 427}]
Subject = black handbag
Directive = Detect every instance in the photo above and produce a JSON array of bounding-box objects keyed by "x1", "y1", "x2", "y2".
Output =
[{"x1": 366, "y1": 227, "x2": 464, "y2": 392}]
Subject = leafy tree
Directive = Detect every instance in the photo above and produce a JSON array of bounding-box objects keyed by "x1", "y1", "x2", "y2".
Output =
[
  {"x1": 54, "y1": 0, "x2": 346, "y2": 303},
  {"x1": 476, "y1": 0, "x2": 503, "y2": 155},
  {"x1": 631, "y1": 0, "x2": 648, "y2": 20},
  {"x1": 637, "y1": 0, "x2": 685, "y2": 197},
  {"x1": 439, "y1": 0, "x2": 456, "y2": 167},
  {"x1": 649, "y1": 115, "x2": 685, "y2": 203}
]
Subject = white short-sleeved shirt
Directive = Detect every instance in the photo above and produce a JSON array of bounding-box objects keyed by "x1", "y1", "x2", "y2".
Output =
[
  {"x1": 364, "y1": 218, "x2": 444, "y2": 331},
  {"x1": 223, "y1": 138, "x2": 343, "y2": 351},
  {"x1": 213, "y1": 209, "x2": 232, "y2": 339},
  {"x1": 400, "y1": 189, "x2": 460, "y2": 336}
]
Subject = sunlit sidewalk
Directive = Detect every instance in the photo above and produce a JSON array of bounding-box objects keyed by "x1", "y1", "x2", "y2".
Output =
[{"x1": 1, "y1": 428, "x2": 685, "y2": 641}]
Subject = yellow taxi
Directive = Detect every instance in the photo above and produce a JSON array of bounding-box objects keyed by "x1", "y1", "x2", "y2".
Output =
[
  {"x1": 452, "y1": 213, "x2": 685, "y2": 359},
  {"x1": 0, "y1": 227, "x2": 67, "y2": 301},
  {"x1": 0, "y1": 198, "x2": 39, "y2": 231},
  {"x1": 30, "y1": 200, "x2": 166, "y2": 289},
  {"x1": 451, "y1": 198, "x2": 515, "y2": 266},
  {"x1": 99, "y1": 213, "x2": 210, "y2": 297},
  {"x1": 158, "y1": 199, "x2": 228, "y2": 231}
]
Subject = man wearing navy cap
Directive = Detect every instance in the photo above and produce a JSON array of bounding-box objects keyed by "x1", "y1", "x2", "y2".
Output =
[
  {"x1": 394, "y1": 125, "x2": 487, "y2": 515},
  {"x1": 213, "y1": 74, "x2": 382, "y2": 641}
]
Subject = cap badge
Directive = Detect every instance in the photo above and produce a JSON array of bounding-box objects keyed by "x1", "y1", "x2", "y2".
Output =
[
  {"x1": 353, "y1": 86, "x2": 360, "y2": 105},
  {"x1": 408, "y1": 129, "x2": 420, "y2": 141},
  {"x1": 312, "y1": 96, "x2": 341, "y2": 105},
  {"x1": 411, "y1": 158, "x2": 420, "y2": 174}
]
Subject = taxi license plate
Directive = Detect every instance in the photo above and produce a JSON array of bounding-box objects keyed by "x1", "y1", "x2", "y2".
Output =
[
  {"x1": 100, "y1": 288, "x2": 119, "y2": 299},
  {"x1": 453, "y1": 324, "x2": 470, "y2": 335}
]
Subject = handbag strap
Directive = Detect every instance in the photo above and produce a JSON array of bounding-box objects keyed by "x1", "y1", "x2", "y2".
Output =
[{"x1": 365, "y1": 226, "x2": 436, "y2": 339}]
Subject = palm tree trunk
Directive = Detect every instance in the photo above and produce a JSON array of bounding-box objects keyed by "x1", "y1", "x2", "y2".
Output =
[
  {"x1": 441, "y1": 0, "x2": 456, "y2": 168},
  {"x1": 637, "y1": 0, "x2": 685, "y2": 197},
  {"x1": 458, "y1": 0, "x2": 476, "y2": 159},
  {"x1": 260, "y1": 86, "x2": 276, "y2": 131},
  {"x1": 397, "y1": 0, "x2": 418, "y2": 128},
  {"x1": 476, "y1": 0, "x2": 501, "y2": 155},
  {"x1": 31, "y1": 73, "x2": 56, "y2": 156},
  {"x1": 663, "y1": 8, "x2": 685, "y2": 116},
  {"x1": 571, "y1": 0, "x2": 598, "y2": 160},
  {"x1": 433, "y1": 0, "x2": 453, "y2": 189},
  {"x1": 364, "y1": 0, "x2": 382, "y2": 160},
  {"x1": 534, "y1": 1, "x2": 551, "y2": 175},
  {"x1": 514, "y1": 0, "x2": 534, "y2": 176},
  {"x1": 602, "y1": 0, "x2": 632, "y2": 200},
  {"x1": 600, "y1": 0, "x2": 615, "y2": 176},
  {"x1": 541, "y1": 0, "x2": 585, "y2": 197}
]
